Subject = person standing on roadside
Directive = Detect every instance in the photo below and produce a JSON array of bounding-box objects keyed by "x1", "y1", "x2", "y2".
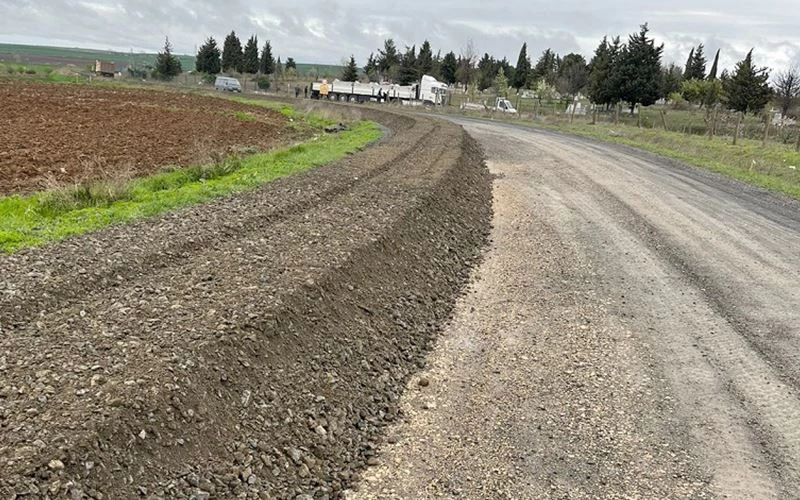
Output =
[
  {"x1": 294, "y1": 85, "x2": 301, "y2": 98},
  {"x1": 304, "y1": 86, "x2": 308, "y2": 98}
]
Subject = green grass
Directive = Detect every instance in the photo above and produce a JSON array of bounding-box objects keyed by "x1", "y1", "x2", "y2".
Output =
[
  {"x1": 233, "y1": 110, "x2": 256, "y2": 122},
  {"x1": 524, "y1": 119, "x2": 800, "y2": 200},
  {"x1": 0, "y1": 121, "x2": 382, "y2": 253}
]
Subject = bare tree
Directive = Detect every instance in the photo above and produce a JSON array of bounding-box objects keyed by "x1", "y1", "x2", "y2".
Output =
[
  {"x1": 456, "y1": 39, "x2": 478, "y2": 91},
  {"x1": 774, "y1": 67, "x2": 800, "y2": 118}
]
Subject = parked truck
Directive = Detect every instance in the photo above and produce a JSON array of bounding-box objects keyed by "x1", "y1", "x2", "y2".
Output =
[
  {"x1": 310, "y1": 74, "x2": 448, "y2": 105},
  {"x1": 94, "y1": 60, "x2": 116, "y2": 78}
]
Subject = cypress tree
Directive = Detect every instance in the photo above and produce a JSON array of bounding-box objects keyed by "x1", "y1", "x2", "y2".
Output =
[
  {"x1": 683, "y1": 47, "x2": 695, "y2": 79},
  {"x1": 242, "y1": 35, "x2": 259, "y2": 74},
  {"x1": 707, "y1": 49, "x2": 720, "y2": 80},
  {"x1": 513, "y1": 42, "x2": 531, "y2": 89},
  {"x1": 221, "y1": 31, "x2": 243, "y2": 73},
  {"x1": 259, "y1": 41, "x2": 275, "y2": 74}
]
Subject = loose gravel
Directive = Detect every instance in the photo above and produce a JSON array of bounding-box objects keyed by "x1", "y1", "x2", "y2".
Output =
[{"x1": 0, "y1": 103, "x2": 492, "y2": 498}]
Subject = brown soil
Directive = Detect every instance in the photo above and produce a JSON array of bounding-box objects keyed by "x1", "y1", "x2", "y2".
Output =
[
  {"x1": 0, "y1": 102, "x2": 492, "y2": 499},
  {"x1": 0, "y1": 82, "x2": 294, "y2": 195}
]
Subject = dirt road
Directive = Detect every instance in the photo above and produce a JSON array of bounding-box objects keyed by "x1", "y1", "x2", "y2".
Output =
[{"x1": 353, "y1": 119, "x2": 800, "y2": 499}]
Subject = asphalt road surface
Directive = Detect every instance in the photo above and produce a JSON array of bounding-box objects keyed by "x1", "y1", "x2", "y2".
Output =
[{"x1": 351, "y1": 118, "x2": 800, "y2": 499}]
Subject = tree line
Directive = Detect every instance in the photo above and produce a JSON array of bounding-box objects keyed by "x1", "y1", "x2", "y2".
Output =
[
  {"x1": 195, "y1": 31, "x2": 297, "y2": 83},
  {"x1": 351, "y1": 23, "x2": 797, "y2": 117}
]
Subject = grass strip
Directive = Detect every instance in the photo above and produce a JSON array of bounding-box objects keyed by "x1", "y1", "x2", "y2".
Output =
[{"x1": 0, "y1": 120, "x2": 382, "y2": 253}]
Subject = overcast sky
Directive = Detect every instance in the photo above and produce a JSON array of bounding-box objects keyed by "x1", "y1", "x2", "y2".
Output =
[{"x1": 2, "y1": 0, "x2": 799, "y2": 73}]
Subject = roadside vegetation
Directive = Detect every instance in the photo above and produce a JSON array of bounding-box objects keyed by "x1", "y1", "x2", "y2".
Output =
[{"x1": 0, "y1": 107, "x2": 381, "y2": 253}]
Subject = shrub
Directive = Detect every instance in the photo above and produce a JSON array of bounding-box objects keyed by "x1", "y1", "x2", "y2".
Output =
[{"x1": 256, "y1": 76, "x2": 271, "y2": 90}]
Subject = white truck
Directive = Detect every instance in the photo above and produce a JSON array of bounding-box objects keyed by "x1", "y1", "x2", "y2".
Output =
[{"x1": 310, "y1": 74, "x2": 448, "y2": 105}]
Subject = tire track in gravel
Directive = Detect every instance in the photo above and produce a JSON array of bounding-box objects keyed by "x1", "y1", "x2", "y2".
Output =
[
  {"x1": 353, "y1": 118, "x2": 800, "y2": 499},
  {"x1": 476, "y1": 123, "x2": 800, "y2": 498},
  {"x1": 0, "y1": 105, "x2": 492, "y2": 498}
]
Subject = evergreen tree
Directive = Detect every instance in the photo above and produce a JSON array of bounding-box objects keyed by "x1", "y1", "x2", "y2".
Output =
[
  {"x1": 532, "y1": 49, "x2": 558, "y2": 86},
  {"x1": 661, "y1": 63, "x2": 684, "y2": 99},
  {"x1": 477, "y1": 52, "x2": 497, "y2": 91},
  {"x1": 707, "y1": 49, "x2": 720, "y2": 80},
  {"x1": 441, "y1": 51, "x2": 458, "y2": 85},
  {"x1": 683, "y1": 47, "x2": 695, "y2": 80},
  {"x1": 557, "y1": 53, "x2": 589, "y2": 102},
  {"x1": 377, "y1": 39, "x2": 399, "y2": 80},
  {"x1": 418, "y1": 40, "x2": 434, "y2": 76},
  {"x1": 342, "y1": 55, "x2": 359, "y2": 81},
  {"x1": 155, "y1": 36, "x2": 182, "y2": 80},
  {"x1": 431, "y1": 50, "x2": 443, "y2": 81},
  {"x1": 259, "y1": 40, "x2": 275, "y2": 74},
  {"x1": 285, "y1": 57, "x2": 297, "y2": 70},
  {"x1": 498, "y1": 57, "x2": 515, "y2": 86},
  {"x1": 364, "y1": 52, "x2": 379, "y2": 81},
  {"x1": 588, "y1": 36, "x2": 613, "y2": 105},
  {"x1": 513, "y1": 42, "x2": 531, "y2": 89},
  {"x1": 242, "y1": 35, "x2": 259, "y2": 74},
  {"x1": 398, "y1": 45, "x2": 418, "y2": 85},
  {"x1": 723, "y1": 49, "x2": 772, "y2": 114},
  {"x1": 221, "y1": 31, "x2": 243, "y2": 73},
  {"x1": 616, "y1": 24, "x2": 664, "y2": 112},
  {"x1": 494, "y1": 67, "x2": 509, "y2": 98},
  {"x1": 195, "y1": 37, "x2": 221, "y2": 74},
  {"x1": 275, "y1": 56, "x2": 283, "y2": 77},
  {"x1": 686, "y1": 43, "x2": 707, "y2": 80}
]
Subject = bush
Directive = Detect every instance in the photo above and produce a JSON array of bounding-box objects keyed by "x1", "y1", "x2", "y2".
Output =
[
  {"x1": 25, "y1": 68, "x2": 36, "y2": 75},
  {"x1": 201, "y1": 73, "x2": 216, "y2": 84},
  {"x1": 256, "y1": 76, "x2": 271, "y2": 90}
]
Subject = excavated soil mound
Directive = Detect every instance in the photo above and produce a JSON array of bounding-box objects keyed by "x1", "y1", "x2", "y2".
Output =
[
  {"x1": 0, "y1": 82, "x2": 295, "y2": 195},
  {"x1": 0, "y1": 102, "x2": 492, "y2": 499}
]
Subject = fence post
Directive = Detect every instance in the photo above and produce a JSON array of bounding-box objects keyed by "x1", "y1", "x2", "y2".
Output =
[
  {"x1": 763, "y1": 112, "x2": 772, "y2": 147},
  {"x1": 615, "y1": 103, "x2": 620, "y2": 125},
  {"x1": 795, "y1": 127, "x2": 800, "y2": 152},
  {"x1": 660, "y1": 109, "x2": 668, "y2": 130},
  {"x1": 733, "y1": 113, "x2": 742, "y2": 145}
]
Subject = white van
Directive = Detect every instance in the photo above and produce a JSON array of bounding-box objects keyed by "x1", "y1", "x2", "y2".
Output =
[{"x1": 214, "y1": 76, "x2": 242, "y2": 93}]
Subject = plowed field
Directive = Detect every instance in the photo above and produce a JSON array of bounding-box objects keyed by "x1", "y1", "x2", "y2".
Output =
[{"x1": 0, "y1": 82, "x2": 294, "y2": 195}]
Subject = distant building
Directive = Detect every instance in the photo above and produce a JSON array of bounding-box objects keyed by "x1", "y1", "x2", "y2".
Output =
[{"x1": 94, "y1": 60, "x2": 116, "y2": 77}]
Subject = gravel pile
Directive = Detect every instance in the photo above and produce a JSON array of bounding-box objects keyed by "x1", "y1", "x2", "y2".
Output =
[{"x1": 0, "y1": 104, "x2": 492, "y2": 498}]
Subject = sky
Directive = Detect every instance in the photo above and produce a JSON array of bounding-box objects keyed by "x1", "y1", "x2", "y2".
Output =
[{"x1": 2, "y1": 0, "x2": 799, "y2": 74}]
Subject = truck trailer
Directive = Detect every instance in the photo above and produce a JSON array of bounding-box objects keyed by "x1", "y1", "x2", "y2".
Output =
[{"x1": 310, "y1": 74, "x2": 448, "y2": 105}]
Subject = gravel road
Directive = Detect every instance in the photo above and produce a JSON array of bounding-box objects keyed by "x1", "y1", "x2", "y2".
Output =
[{"x1": 352, "y1": 118, "x2": 800, "y2": 499}]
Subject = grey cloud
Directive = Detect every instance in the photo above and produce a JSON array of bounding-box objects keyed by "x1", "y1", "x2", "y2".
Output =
[{"x1": 0, "y1": 0, "x2": 797, "y2": 71}]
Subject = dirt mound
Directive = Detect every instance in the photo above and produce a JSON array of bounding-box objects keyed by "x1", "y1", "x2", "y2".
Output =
[
  {"x1": 0, "y1": 103, "x2": 492, "y2": 498},
  {"x1": 0, "y1": 82, "x2": 296, "y2": 195}
]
